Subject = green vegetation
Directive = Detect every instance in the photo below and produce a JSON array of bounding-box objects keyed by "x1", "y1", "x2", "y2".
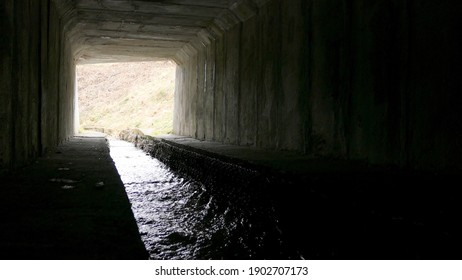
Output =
[{"x1": 77, "y1": 61, "x2": 176, "y2": 136}]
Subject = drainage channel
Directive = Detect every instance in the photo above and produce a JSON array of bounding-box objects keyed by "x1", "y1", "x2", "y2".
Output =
[{"x1": 109, "y1": 138, "x2": 296, "y2": 259}]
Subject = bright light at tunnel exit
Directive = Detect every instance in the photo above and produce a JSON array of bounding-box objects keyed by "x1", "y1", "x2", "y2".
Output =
[{"x1": 75, "y1": 60, "x2": 176, "y2": 137}]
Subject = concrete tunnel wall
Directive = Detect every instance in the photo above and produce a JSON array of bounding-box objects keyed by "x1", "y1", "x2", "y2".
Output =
[
  {"x1": 1, "y1": 0, "x2": 462, "y2": 173},
  {"x1": 0, "y1": 0, "x2": 76, "y2": 173},
  {"x1": 174, "y1": 0, "x2": 462, "y2": 170}
]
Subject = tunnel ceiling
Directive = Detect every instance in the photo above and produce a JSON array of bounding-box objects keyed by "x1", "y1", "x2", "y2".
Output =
[{"x1": 55, "y1": 0, "x2": 266, "y2": 64}]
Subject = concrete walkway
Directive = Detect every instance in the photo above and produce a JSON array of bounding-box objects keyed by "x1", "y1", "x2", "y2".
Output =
[
  {"x1": 0, "y1": 136, "x2": 148, "y2": 259},
  {"x1": 155, "y1": 134, "x2": 373, "y2": 174}
]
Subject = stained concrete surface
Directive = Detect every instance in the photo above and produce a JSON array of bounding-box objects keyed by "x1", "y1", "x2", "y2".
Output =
[
  {"x1": 0, "y1": 136, "x2": 148, "y2": 259},
  {"x1": 174, "y1": 0, "x2": 462, "y2": 170}
]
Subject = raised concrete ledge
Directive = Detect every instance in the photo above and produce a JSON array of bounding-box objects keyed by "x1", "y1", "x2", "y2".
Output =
[
  {"x1": 118, "y1": 131, "x2": 425, "y2": 190},
  {"x1": 125, "y1": 133, "x2": 269, "y2": 188},
  {"x1": 148, "y1": 134, "x2": 375, "y2": 176},
  {"x1": 118, "y1": 131, "x2": 401, "y2": 193}
]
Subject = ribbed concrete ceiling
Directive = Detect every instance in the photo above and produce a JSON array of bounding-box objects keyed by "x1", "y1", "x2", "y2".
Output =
[{"x1": 54, "y1": 0, "x2": 266, "y2": 64}]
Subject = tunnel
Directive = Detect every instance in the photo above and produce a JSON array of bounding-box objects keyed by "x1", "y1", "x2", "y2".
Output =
[{"x1": 1, "y1": 0, "x2": 462, "y2": 259}]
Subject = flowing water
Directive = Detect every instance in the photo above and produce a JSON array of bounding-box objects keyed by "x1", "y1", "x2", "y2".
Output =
[{"x1": 109, "y1": 139, "x2": 296, "y2": 259}]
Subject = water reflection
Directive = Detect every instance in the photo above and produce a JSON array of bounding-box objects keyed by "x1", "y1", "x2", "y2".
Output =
[{"x1": 109, "y1": 139, "x2": 294, "y2": 259}]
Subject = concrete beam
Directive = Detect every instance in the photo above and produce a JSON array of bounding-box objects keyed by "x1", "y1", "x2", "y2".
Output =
[{"x1": 76, "y1": 0, "x2": 229, "y2": 18}]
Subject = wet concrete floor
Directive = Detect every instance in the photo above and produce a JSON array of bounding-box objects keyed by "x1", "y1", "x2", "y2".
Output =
[{"x1": 0, "y1": 136, "x2": 147, "y2": 259}]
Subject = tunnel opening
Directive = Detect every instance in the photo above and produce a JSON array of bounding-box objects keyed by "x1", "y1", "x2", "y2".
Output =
[{"x1": 75, "y1": 60, "x2": 176, "y2": 137}]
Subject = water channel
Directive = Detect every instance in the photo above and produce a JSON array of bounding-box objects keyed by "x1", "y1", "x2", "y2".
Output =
[{"x1": 109, "y1": 139, "x2": 298, "y2": 259}]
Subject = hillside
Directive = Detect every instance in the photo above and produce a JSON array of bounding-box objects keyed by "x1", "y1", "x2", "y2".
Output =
[{"x1": 76, "y1": 61, "x2": 176, "y2": 136}]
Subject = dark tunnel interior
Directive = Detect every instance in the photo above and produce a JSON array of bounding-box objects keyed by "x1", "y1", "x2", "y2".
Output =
[{"x1": 1, "y1": 0, "x2": 462, "y2": 260}]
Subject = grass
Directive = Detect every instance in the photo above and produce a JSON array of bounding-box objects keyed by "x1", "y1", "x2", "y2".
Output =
[{"x1": 76, "y1": 60, "x2": 176, "y2": 136}]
